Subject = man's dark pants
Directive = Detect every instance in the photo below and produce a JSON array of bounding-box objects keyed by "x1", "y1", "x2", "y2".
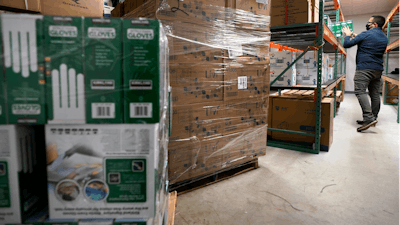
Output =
[{"x1": 354, "y1": 69, "x2": 382, "y2": 122}]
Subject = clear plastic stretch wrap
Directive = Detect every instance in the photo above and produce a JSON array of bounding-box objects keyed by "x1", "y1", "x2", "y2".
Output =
[
  {"x1": 124, "y1": 0, "x2": 271, "y2": 184},
  {"x1": 0, "y1": 14, "x2": 169, "y2": 224}
]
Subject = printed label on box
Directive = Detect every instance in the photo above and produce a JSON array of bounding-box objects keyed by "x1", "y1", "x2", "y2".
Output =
[
  {"x1": 238, "y1": 76, "x2": 248, "y2": 90},
  {"x1": 129, "y1": 80, "x2": 153, "y2": 90},
  {"x1": 228, "y1": 44, "x2": 243, "y2": 58},
  {"x1": 91, "y1": 80, "x2": 115, "y2": 90}
]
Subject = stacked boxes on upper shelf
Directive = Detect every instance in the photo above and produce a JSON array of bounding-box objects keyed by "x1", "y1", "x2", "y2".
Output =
[
  {"x1": 124, "y1": 0, "x2": 271, "y2": 184},
  {"x1": 296, "y1": 51, "x2": 330, "y2": 85},
  {"x1": 270, "y1": 0, "x2": 319, "y2": 27},
  {"x1": 269, "y1": 51, "x2": 297, "y2": 86}
]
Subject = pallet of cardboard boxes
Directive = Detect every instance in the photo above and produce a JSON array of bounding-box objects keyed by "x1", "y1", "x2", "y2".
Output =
[{"x1": 123, "y1": 0, "x2": 271, "y2": 185}]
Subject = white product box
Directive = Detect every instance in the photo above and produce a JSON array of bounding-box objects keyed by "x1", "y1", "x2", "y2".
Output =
[
  {"x1": 45, "y1": 124, "x2": 162, "y2": 219},
  {"x1": 296, "y1": 51, "x2": 330, "y2": 85},
  {"x1": 269, "y1": 51, "x2": 296, "y2": 86},
  {"x1": 0, "y1": 125, "x2": 47, "y2": 223}
]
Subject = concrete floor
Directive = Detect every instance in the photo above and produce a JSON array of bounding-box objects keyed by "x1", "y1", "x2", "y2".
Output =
[{"x1": 174, "y1": 94, "x2": 400, "y2": 225}]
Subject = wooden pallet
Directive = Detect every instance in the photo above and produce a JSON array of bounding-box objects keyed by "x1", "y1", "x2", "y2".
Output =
[
  {"x1": 169, "y1": 159, "x2": 259, "y2": 195},
  {"x1": 168, "y1": 191, "x2": 177, "y2": 225}
]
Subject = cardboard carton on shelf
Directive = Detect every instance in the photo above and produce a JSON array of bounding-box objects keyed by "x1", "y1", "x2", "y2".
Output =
[
  {"x1": 270, "y1": 0, "x2": 313, "y2": 27},
  {"x1": 270, "y1": 51, "x2": 297, "y2": 86},
  {"x1": 268, "y1": 97, "x2": 334, "y2": 151},
  {"x1": 0, "y1": 0, "x2": 41, "y2": 13}
]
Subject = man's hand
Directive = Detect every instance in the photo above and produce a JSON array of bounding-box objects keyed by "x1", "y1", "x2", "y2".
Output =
[{"x1": 342, "y1": 26, "x2": 353, "y2": 37}]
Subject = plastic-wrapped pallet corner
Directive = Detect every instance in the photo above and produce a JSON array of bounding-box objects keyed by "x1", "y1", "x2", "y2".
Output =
[
  {"x1": 0, "y1": 125, "x2": 48, "y2": 223},
  {"x1": 1, "y1": 14, "x2": 47, "y2": 124},
  {"x1": 269, "y1": 51, "x2": 296, "y2": 86},
  {"x1": 296, "y1": 51, "x2": 328, "y2": 85}
]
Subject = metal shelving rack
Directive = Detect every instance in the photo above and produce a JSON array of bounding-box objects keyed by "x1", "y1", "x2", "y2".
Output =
[
  {"x1": 382, "y1": 2, "x2": 399, "y2": 123},
  {"x1": 267, "y1": 0, "x2": 346, "y2": 154}
]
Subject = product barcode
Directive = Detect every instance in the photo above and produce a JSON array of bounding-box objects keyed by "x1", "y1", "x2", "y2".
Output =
[
  {"x1": 97, "y1": 107, "x2": 111, "y2": 116},
  {"x1": 92, "y1": 103, "x2": 115, "y2": 119},
  {"x1": 130, "y1": 103, "x2": 152, "y2": 118},
  {"x1": 135, "y1": 106, "x2": 148, "y2": 116}
]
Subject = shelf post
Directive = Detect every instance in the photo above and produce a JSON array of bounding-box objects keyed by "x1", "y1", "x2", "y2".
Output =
[
  {"x1": 314, "y1": 0, "x2": 325, "y2": 154},
  {"x1": 334, "y1": 48, "x2": 338, "y2": 117},
  {"x1": 386, "y1": 22, "x2": 391, "y2": 76}
]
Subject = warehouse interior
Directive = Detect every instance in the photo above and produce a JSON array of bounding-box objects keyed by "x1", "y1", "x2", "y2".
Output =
[{"x1": 0, "y1": 0, "x2": 398, "y2": 224}]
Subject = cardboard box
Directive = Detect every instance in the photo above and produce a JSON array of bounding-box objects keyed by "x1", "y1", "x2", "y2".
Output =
[
  {"x1": 1, "y1": 14, "x2": 47, "y2": 124},
  {"x1": 111, "y1": 2, "x2": 124, "y2": 17},
  {"x1": 269, "y1": 97, "x2": 334, "y2": 151},
  {"x1": 169, "y1": 64, "x2": 224, "y2": 86},
  {"x1": 41, "y1": 0, "x2": 104, "y2": 17},
  {"x1": 0, "y1": 125, "x2": 48, "y2": 223},
  {"x1": 270, "y1": 51, "x2": 296, "y2": 86},
  {"x1": 170, "y1": 101, "x2": 225, "y2": 141},
  {"x1": 224, "y1": 65, "x2": 267, "y2": 101},
  {"x1": 171, "y1": 80, "x2": 224, "y2": 106},
  {"x1": 270, "y1": 0, "x2": 312, "y2": 27},
  {"x1": 45, "y1": 124, "x2": 162, "y2": 219},
  {"x1": 44, "y1": 16, "x2": 85, "y2": 124},
  {"x1": 223, "y1": 98, "x2": 268, "y2": 135},
  {"x1": 168, "y1": 136, "x2": 224, "y2": 183},
  {"x1": 226, "y1": 0, "x2": 271, "y2": 31},
  {"x1": 84, "y1": 17, "x2": 123, "y2": 124},
  {"x1": 383, "y1": 82, "x2": 399, "y2": 104},
  {"x1": 0, "y1": 0, "x2": 41, "y2": 13},
  {"x1": 123, "y1": 19, "x2": 168, "y2": 124},
  {"x1": 296, "y1": 51, "x2": 328, "y2": 85}
]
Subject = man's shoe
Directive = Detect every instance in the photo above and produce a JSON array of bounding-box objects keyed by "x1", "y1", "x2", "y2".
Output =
[
  {"x1": 357, "y1": 120, "x2": 378, "y2": 125},
  {"x1": 357, "y1": 120, "x2": 378, "y2": 132}
]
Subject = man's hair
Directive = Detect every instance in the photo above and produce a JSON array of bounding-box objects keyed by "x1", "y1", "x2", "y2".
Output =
[{"x1": 372, "y1": 15, "x2": 386, "y2": 28}]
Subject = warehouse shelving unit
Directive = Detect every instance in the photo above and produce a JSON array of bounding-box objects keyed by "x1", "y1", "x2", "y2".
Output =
[
  {"x1": 382, "y1": 2, "x2": 399, "y2": 123},
  {"x1": 267, "y1": 0, "x2": 346, "y2": 154}
]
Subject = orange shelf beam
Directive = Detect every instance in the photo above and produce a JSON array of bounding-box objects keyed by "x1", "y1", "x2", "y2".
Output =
[
  {"x1": 386, "y1": 39, "x2": 399, "y2": 52},
  {"x1": 270, "y1": 42, "x2": 303, "y2": 52},
  {"x1": 383, "y1": 2, "x2": 399, "y2": 31},
  {"x1": 322, "y1": 23, "x2": 347, "y2": 56}
]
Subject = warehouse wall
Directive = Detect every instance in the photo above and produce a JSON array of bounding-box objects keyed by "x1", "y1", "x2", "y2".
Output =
[{"x1": 344, "y1": 11, "x2": 399, "y2": 92}]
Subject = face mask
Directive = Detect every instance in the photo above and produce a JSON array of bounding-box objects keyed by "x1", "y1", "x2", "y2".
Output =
[{"x1": 366, "y1": 23, "x2": 374, "y2": 30}]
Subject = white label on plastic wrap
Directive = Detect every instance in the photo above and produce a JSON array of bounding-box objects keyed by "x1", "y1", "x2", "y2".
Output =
[
  {"x1": 130, "y1": 103, "x2": 152, "y2": 118},
  {"x1": 49, "y1": 26, "x2": 78, "y2": 37},
  {"x1": 127, "y1": 29, "x2": 154, "y2": 40},
  {"x1": 92, "y1": 103, "x2": 115, "y2": 119},
  {"x1": 256, "y1": 0, "x2": 268, "y2": 4},
  {"x1": 12, "y1": 104, "x2": 41, "y2": 115},
  {"x1": 238, "y1": 76, "x2": 248, "y2": 90},
  {"x1": 88, "y1": 27, "x2": 116, "y2": 39},
  {"x1": 228, "y1": 44, "x2": 243, "y2": 58}
]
